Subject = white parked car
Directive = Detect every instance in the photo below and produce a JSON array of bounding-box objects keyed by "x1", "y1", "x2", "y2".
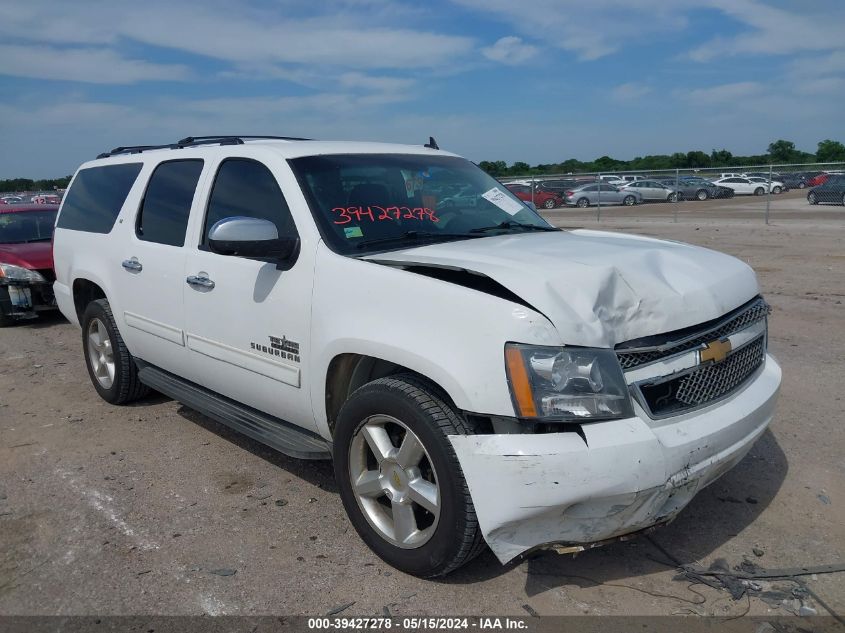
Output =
[
  {"x1": 52, "y1": 135, "x2": 781, "y2": 576},
  {"x1": 712, "y1": 177, "x2": 770, "y2": 196},
  {"x1": 745, "y1": 177, "x2": 785, "y2": 194},
  {"x1": 598, "y1": 175, "x2": 627, "y2": 186}
]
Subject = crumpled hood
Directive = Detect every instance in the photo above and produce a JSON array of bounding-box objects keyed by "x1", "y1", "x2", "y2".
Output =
[
  {"x1": 0, "y1": 241, "x2": 53, "y2": 271},
  {"x1": 365, "y1": 229, "x2": 759, "y2": 347}
]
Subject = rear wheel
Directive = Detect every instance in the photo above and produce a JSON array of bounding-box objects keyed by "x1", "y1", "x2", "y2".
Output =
[
  {"x1": 623, "y1": 195, "x2": 636, "y2": 206},
  {"x1": 754, "y1": 187, "x2": 765, "y2": 196},
  {"x1": 576, "y1": 197, "x2": 589, "y2": 208},
  {"x1": 81, "y1": 299, "x2": 149, "y2": 404},
  {"x1": 841, "y1": 193, "x2": 845, "y2": 206},
  {"x1": 696, "y1": 189, "x2": 708, "y2": 201},
  {"x1": 334, "y1": 375, "x2": 484, "y2": 577},
  {"x1": 808, "y1": 192, "x2": 817, "y2": 205},
  {"x1": 543, "y1": 198, "x2": 556, "y2": 209},
  {"x1": 798, "y1": 181, "x2": 806, "y2": 189},
  {"x1": 667, "y1": 192, "x2": 678, "y2": 202}
]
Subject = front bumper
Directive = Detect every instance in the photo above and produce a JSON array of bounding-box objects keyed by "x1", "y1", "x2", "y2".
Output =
[
  {"x1": 449, "y1": 354, "x2": 781, "y2": 563},
  {"x1": 0, "y1": 280, "x2": 56, "y2": 321}
]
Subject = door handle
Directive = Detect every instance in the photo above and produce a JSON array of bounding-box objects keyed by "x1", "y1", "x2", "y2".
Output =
[
  {"x1": 122, "y1": 259, "x2": 142, "y2": 272},
  {"x1": 186, "y1": 274, "x2": 215, "y2": 290}
]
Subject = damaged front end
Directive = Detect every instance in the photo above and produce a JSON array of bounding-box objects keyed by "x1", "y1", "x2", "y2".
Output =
[
  {"x1": 448, "y1": 297, "x2": 781, "y2": 564},
  {"x1": 0, "y1": 265, "x2": 56, "y2": 324}
]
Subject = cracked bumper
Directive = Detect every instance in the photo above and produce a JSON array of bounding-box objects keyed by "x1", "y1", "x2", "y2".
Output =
[{"x1": 449, "y1": 354, "x2": 781, "y2": 564}]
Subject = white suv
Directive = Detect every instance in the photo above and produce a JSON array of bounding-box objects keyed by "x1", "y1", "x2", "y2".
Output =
[{"x1": 53, "y1": 135, "x2": 781, "y2": 576}]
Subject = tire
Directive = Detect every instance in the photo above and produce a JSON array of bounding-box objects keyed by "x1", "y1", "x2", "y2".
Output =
[
  {"x1": 667, "y1": 193, "x2": 678, "y2": 203},
  {"x1": 81, "y1": 299, "x2": 149, "y2": 405},
  {"x1": 808, "y1": 192, "x2": 817, "y2": 205},
  {"x1": 842, "y1": 193, "x2": 845, "y2": 207},
  {"x1": 798, "y1": 181, "x2": 806, "y2": 189},
  {"x1": 754, "y1": 187, "x2": 765, "y2": 196},
  {"x1": 543, "y1": 198, "x2": 556, "y2": 209},
  {"x1": 772, "y1": 186, "x2": 782, "y2": 194},
  {"x1": 696, "y1": 189, "x2": 709, "y2": 201},
  {"x1": 333, "y1": 374, "x2": 484, "y2": 578},
  {"x1": 576, "y1": 197, "x2": 589, "y2": 208},
  {"x1": 623, "y1": 195, "x2": 636, "y2": 206}
]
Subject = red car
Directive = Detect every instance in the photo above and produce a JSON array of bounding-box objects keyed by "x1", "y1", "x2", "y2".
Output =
[
  {"x1": 504, "y1": 183, "x2": 563, "y2": 209},
  {"x1": 0, "y1": 204, "x2": 59, "y2": 326},
  {"x1": 805, "y1": 173, "x2": 830, "y2": 187}
]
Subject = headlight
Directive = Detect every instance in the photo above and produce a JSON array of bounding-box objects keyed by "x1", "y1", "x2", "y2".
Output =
[
  {"x1": 504, "y1": 344, "x2": 633, "y2": 421},
  {"x1": 0, "y1": 263, "x2": 46, "y2": 283}
]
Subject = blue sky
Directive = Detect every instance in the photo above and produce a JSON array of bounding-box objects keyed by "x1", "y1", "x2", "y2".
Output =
[{"x1": 1, "y1": 0, "x2": 844, "y2": 177}]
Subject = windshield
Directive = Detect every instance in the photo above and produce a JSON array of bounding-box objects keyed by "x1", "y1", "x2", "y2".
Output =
[
  {"x1": 0, "y1": 210, "x2": 58, "y2": 244},
  {"x1": 289, "y1": 154, "x2": 554, "y2": 254}
]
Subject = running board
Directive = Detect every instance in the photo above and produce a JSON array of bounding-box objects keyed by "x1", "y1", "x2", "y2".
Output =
[{"x1": 136, "y1": 362, "x2": 331, "y2": 460}]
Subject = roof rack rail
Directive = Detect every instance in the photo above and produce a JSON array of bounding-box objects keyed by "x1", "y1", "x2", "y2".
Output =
[
  {"x1": 96, "y1": 144, "x2": 179, "y2": 159},
  {"x1": 177, "y1": 135, "x2": 312, "y2": 146},
  {"x1": 96, "y1": 135, "x2": 312, "y2": 159}
]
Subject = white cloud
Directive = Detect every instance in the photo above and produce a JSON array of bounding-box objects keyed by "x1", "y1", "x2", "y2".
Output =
[
  {"x1": 453, "y1": 0, "x2": 691, "y2": 61},
  {"x1": 0, "y1": 44, "x2": 189, "y2": 84},
  {"x1": 481, "y1": 36, "x2": 538, "y2": 65},
  {"x1": 0, "y1": 1, "x2": 474, "y2": 71},
  {"x1": 612, "y1": 83, "x2": 651, "y2": 101},
  {"x1": 688, "y1": 0, "x2": 845, "y2": 61},
  {"x1": 685, "y1": 81, "x2": 764, "y2": 104}
]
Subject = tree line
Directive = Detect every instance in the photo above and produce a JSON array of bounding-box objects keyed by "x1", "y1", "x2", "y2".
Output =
[
  {"x1": 0, "y1": 175, "x2": 72, "y2": 194},
  {"x1": 477, "y1": 139, "x2": 845, "y2": 177}
]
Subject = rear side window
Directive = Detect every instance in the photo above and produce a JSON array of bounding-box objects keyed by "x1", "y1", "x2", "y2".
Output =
[
  {"x1": 136, "y1": 160, "x2": 204, "y2": 247},
  {"x1": 57, "y1": 163, "x2": 143, "y2": 233},
  {"x1": 202, "y1": 158, "x2": 297, "y2": 245}
]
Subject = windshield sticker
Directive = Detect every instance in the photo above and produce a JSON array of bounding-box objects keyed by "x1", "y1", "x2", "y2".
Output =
[
  {"x1": 331, "y1": 206, "x2": 439, "y2": 225},
  {"x1": 400, "y1": 169, "x2": 424, "y2": 198},
  {"x1": 481, "y1": 187, "x2": 524, "y2": 215},
  {"x1": 344, "y1": 226, "x2": 364, "y2": 238}
]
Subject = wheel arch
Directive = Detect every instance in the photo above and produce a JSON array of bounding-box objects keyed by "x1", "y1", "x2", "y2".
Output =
[
  {"x1": 323, "y1": 352, "x2": 464, "y2": 438},
  {"x1": 72, "y1": 278, "x2": 108, "y2": 323}
]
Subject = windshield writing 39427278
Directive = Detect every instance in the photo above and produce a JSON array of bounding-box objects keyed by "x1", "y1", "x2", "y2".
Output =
[{"x1": 331, "y1": 205, "x2": 439, "y2": 225}]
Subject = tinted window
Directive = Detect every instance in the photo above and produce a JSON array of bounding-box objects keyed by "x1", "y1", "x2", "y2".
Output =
[
  {"x1": 0, "y1": 209, "x2": 58, "y2": 244},
  {"x1": 203, "y1": 159, "x2": 297, "y2": 246},
  {"x1": 137, "y1": 160, "x2": 203, "y2": 247},
  {"x1": 57, "y1": 163, "x2": 143, "y2": 233}
]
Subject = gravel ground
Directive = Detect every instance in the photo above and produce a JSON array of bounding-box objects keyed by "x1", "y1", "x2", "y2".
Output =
[{"x1": 1, "y1": 190, "x2": 843, "y2": 618}]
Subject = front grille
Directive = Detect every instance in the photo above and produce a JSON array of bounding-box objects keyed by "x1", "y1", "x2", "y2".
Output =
[
  {"x1": 617, "y1": 296, "x2": 770, "y2": 370},
  {"x1": 638, "y1": 337, "x2": 765, "y2": 417}
]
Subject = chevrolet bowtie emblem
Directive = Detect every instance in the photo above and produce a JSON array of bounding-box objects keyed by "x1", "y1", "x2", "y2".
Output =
[{"x1": 701, "y1": 338, "x2": 732, "y2": 363}]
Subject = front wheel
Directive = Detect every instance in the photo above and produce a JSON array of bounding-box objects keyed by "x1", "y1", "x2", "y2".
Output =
[
  {"x1": 754, "y1": 187, "x2": 765, "y2": 196},
  {"x1": 576, "y1": 197, "x2": 590, "y2": 208},
  {"x1": 772, "y1": 186, "x2": 782, "y2": 194},
  {"x1": 81, "y1": 299, "x2": 149, "y2": 404},
  {"x1": 798, "y1": 181, "x2": 806, "y2": 189},
  {"x1": 623, "y1": 195, "x2": 636, "y2": 206},
  {"x1": 696, "y1": 189, "x2": 709, "y2": 201},
  {"x1": 808, "y1": 192, "x2": 817, "y2": 205},
  {"x1": 543, "y1": 198, "x2": 556, "y2": 209},
  {"x1": 334, "y1": 375, "x2": 484, "y2": 577},
  {"x1": 667, "y1": 192, "x2": 678, "y2": 202}
]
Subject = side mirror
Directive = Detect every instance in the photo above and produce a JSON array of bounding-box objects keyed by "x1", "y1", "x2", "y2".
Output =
[{"x1": 208, "y1": 217, "x2": 300, "y2": 267}]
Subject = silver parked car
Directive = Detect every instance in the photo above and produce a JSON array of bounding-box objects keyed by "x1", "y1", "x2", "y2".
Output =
[
  {"x1": 620, "y1": 179, "x2": 681, "y2": 202},
  {"x1": 564, "y1": 183, "x2": 642, "y2": 208}
]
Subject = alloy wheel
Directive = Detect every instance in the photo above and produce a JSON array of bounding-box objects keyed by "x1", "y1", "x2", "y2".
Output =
[
  {"x1": 86, "y1": 317, "x2": 115, "y2": 389},
  {"x1": 348, "y1": 415, "x2": 440, "y2": 549}
]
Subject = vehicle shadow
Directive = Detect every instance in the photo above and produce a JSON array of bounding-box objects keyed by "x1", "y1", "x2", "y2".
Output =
[
  {"x1": 440, "y1": 428, "x2": 788, "y2": 590},
  {"x1": 7, "y1": 311, "x2": 68, "y2": 329},
  {"x1": 173, "y1": 404, "x2": 337, "y2": 492},
  {"x1": 154, "y1": 394, "x2": 787, "y2": 589}
]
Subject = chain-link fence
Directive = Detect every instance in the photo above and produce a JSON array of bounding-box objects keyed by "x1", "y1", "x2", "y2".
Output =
[{"x1": 497, "y1": 162, "x2": 845, "y2": 224}]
